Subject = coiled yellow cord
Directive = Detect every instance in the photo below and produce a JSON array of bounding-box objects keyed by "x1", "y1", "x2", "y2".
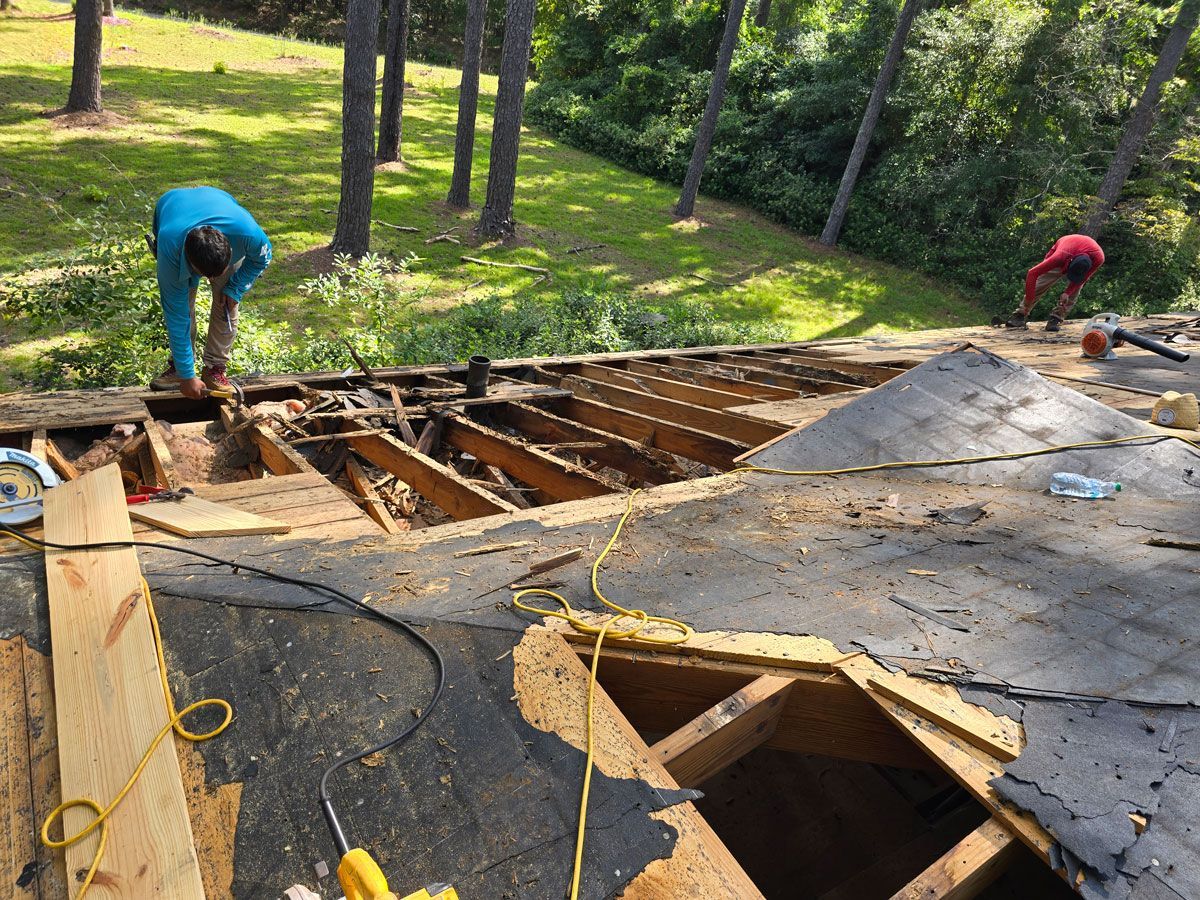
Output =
[
  {"x1": 8, "y1": 540, "x2": 235, "y2": 898},
  {"x1": 513, "y1": 489, "x2": 690, "y2": 900}
]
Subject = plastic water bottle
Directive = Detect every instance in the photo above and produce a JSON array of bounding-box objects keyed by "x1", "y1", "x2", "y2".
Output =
[{"x1": 1049, "y1": 472, "x2": 1122, "y2": 499}]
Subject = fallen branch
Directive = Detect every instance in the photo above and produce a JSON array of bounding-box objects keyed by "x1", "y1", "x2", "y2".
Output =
[
  {"x1": 566, "y1": 243, "x2": 605, "y2": 254},
  {"x1": 690, "y1": 272, "x2": 736, "y2": 287},
  {"x1": 425, "y1": 234, "x2": 461, "y2": 245},
  {"x1": 461, "y1": 256, "x2": 550, "y2": 276},
  {"x1": 373, "y1": 219, "x2": 419, "y2": 233}
]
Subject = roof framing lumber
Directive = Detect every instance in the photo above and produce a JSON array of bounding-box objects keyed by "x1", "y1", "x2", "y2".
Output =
[
  {"x1": 666, "y1": 354, "x2": 825, "y2": 393},
  {"x1": 221, "y1": 405, "x2": 314, "y2": 477},
  {"x1": 441, "y1": 414, "x2": 623, "y2": 501},
  {"x1": 622, "y1": 358, "x2": 800, "y2": 401},
  {"x1": 775, "y1": 350, "x2": 906, "y2": 383},
  {"x1": 534, "y1": 369, "x2": 786, "y2": 446},
  {"x1": 494, "y1": 401, "x2": 682, "y2": 485},
  {"x1": 344, "y1": 456, "x2": 404, "y2": 534},
  {"x1": 549, "y1": 396, "x2": 750, "y2": 470},
  {"x1": 343, "y1": 427, "x2": 519, "y2": 520},
  {"x1": 712, "y1": 353, "x2": 861, "y2": 394},
  {"x1": 44, "y1": 465, "x2": 205, "y2": 898},
  {"x1": 651, "y1": 674, "x2": 794, "y2": 788},
  {"x1": 890, "y1": 818, "x2": 1021, "y2": 900},
  {"x1": 748, "y1": 350, "x2": 873, "y2": 386},
  {"x1": 143, "y1": 419, "x2": 179, "y2": 489},
  {"x1": 562, "y1": 362, "x2": 759, "y2": 410}
]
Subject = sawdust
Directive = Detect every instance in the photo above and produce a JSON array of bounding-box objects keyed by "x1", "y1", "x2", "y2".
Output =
[{"x1": 160, "y1": 420, "x2": 251, "y2": 486}]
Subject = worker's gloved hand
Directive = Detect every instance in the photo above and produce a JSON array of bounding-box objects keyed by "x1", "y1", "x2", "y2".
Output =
[{"x1": 179, "y1": 377, "x2": 206, "y2": 400}]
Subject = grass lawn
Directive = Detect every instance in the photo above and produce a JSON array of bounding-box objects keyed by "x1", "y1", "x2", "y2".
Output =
[{"x1": 0, "y1": 0, "x2": 983, "y2": 388}]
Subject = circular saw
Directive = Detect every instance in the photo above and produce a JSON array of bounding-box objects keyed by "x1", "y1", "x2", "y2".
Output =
[{"x1": 0, "y1": 448, "x2": 61, "y2": 525}]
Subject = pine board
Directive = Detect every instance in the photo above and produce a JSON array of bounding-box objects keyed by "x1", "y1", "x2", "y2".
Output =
[
  {"x1": 44, "y1": 464, "x2": 204, "y2": 898},
  {"x1": 127, "y1": 494, "x2": 291, "y2": 538}
]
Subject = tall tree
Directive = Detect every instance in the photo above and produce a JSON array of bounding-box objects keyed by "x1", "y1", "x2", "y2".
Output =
[
  {"x1": 102, "y1": 0, "x2": 114, "y2": 18},
  {"x1": 1083, "y1": 0, "x2": 1200, "y2": 236},
  {"x1": 447, "y1": 0, "x2": 490, "y2": 208},
  {"x1": 819, "y1": 0, "x2": 921, "y2": 246},
  {"x1": 332, "y1": 0, "x2": 383, "y2": 254},
  {"x1": 674, "y1": 0, "x2": 750, "y2": 218},
  {"x1": 377, "y1": 0, "x2": 411, "y2": 163},
  {"x1": 65, "y1": 0, "x2": 104, "y2": 113},
  {"x1": 754, "y1": 0, "x2": 771, "y2": 28},
  {"x1": 477, "y1": 0, "x2": 537, "y2": 237}
]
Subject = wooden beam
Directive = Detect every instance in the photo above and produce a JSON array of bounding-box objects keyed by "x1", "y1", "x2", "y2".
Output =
[
  {"x1": 749, "y1": 350, "x2": 874, "y2": 386},
  {"x1": 344, "y1": 428, "x2": 519, "y2": 520},
  {"x1": 441, "y1": 414, "x2": 623, "y2": 502},
  {"x1": 44, "y1": 465, "x2": 204, "y2": 898},
  {"x1": 44, "y1": 438, "x2": 79, "y2": 481},
  {"x1": 623, "y1": 359, "x2": 800, "y2": 401},
  {"x1": 495, "y1": 401, "x2": 682, "y2": 486},
  {"x1": 666, "y1": 354, "x2": 825, "y2": 394},
  {"x1": 387, "y1": 385, "x2": 419, "y2": 447},
  {"x1": 652, "y1": 674, "x2": 794, "y2": 787},
  {"x1": 29, "y1": 428, "x2": 47, "y2": 462},
  {"x1": 712, "y1": 354, "x2": 860, "y2": 394},
  {"x1": 536, "y1": 369, "x2": 785, "y2": 445},
  {"x1": 143, "y1": 419, "x2": 179, "y2": 489},
  {"x1": 564, "y1": 362, "x2": 758, "y2": 409},
  {"x1": 222, "y1": 405, "x2": 313, "y2": 476},
  {"x1": 890, "y1": 819, "x2": 1021, "y2": 900},
  {"x1": 550, "y1": 396, "x2": 750, "y2": 470},
  {"x1": 345, "y1": 455, "x2": 404, "y2": 534},
  {"x1": 776, "y1": 350, "x2": 905, "y2": 383}
]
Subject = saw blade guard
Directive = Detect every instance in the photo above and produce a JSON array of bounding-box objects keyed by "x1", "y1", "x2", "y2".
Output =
[{"x1": 0, "y1": 447, "x2": 61, "y2": 525}]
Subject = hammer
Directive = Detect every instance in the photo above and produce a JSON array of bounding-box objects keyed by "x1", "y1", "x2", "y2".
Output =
[{"x1": 205, "y1": 380, "x2": 245, "y2": 408}]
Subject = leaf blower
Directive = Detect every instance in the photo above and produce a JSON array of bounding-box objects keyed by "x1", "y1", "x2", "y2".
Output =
[{"x1": 1080, "y1": 313, "x2": 1191, "y2": 363}]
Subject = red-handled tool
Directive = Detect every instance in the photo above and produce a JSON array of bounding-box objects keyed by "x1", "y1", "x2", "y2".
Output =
[{"x1": 126, "y1": 485, "x2": 195, "y2": 505}]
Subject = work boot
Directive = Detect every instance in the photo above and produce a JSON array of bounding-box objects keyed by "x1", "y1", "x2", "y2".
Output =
[
  {"x1": 149, "y1": 361, "x2": 183, "y2": 391},
  {"x1": 1045, "y1": 314, "x2": 1063, "y2": 333},
  {"x1": 1004, "y1": 312, "x2": 1028, "y2": 329},
  {"x1": 201, "y1": 364, "x2": 232, "y2": 392}
]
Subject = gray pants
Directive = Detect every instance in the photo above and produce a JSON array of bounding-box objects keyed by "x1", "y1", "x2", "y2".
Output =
[{"x1": 187, "y1": 258, "x2": 242, "y2": 369}]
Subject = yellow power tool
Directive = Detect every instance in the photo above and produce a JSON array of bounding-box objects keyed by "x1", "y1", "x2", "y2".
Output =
[{"x1": 337, "y1": 848, "x2": 457, "y2": 900}]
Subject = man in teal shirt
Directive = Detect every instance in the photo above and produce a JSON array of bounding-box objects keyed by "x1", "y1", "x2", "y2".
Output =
[{"x1": 148, "y1": 187, "x2": 272, "y2": 398}]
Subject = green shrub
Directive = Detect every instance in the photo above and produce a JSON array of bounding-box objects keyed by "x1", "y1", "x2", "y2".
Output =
[
  {"x1": 80, "y1": 184, "x2": 109, "y2": 203},
  {"x1": 212, "y1": 60, "x2": 228, "y2": 74}
]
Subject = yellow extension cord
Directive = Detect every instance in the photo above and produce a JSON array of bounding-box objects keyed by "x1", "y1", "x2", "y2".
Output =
[
  {"x1": 6, "y1": 528, "x2": 233, "y2": 899},
  {"x1": 511, "y1": 432, "x2": 1200, "y2": 900}
]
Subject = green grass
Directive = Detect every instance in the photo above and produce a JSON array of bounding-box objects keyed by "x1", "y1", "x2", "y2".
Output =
[{"x1": 0, "y1": 0, "x2": 983, "y2": 388}]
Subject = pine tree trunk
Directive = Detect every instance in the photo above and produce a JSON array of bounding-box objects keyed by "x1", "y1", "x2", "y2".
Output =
[
  {"x1": 447, "y1": 0, "x2": 489, "y2": 208},
  {"x1": 477, "y1": 0, "x2": 537, "y2": 238},
  {"x1": 1082, "y1": 0, "x2": 1200, "y2": 237},
  {"x1": 332, "y1": 0, "x2": 383, "y2": 255},
  {"x1": 754, "y1": 0, "x2": 771, "y2": 28},
  {"x1": 819, "y1": 0, "x2": 921, "y2": 246},
  {"x1": 66, "y1": 0, "x2": 104, "y2": 113},
  {"x1": 674, "y1": 0, "x2": 750, "y2": 219},
  {"x1": 102, "y1": 0, "x2": 114, "y2": 18},
  {"x1": 376, "y1": 0, "x2": 410, "y2": 163}
]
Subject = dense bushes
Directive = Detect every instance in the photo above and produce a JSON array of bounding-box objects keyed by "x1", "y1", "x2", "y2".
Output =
[
  {"x1": 526, "y1": 0, "x2": 1200, "y2": 315},
  {"x1": 0, "y1": 210, "x2": 783, "y2": 390}
]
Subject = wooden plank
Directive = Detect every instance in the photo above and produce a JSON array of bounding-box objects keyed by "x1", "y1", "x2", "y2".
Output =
[
  {"x1": 866, "y1": 671, "x2": 1021, "y2": 762},
  {"x1": 44, "y1": 439, "x2": 79, "y2": 482},
  {"x1": 890, "y1": 818, "x2": 1020, "y2": 900},
  {"x1": 751, "y1": 350, "x2": 874, "y2": 386},
  {"x1": 23, "y1": 640, "x2": 68, "y2": 898},
  {"x1": 143, "y1": 420, "x2": 178, "y2": 489},
  {"x1": 713, "y1": 354, "x2": 860, "y2": 394},
  {"x1": 623, "y1": 359, "x2": 800, "y2": 401},
  {"x1": 776, "y1": 350, "x2": 906, "y2": 383},
  {"x1": 514, "y1": 629, "x2": 765, "y2": 898},
  {"x1": 387, "y1": 385, "x2": 419, "y2": 447},
  {"x1": 29, "y1": 428, "x2": 48, "y2": 464},
  {"x1": 441, "y1": 415, "x2": 623, "y2": 502},
  {"x1": 651, "y1": 674, "x2": 794, "y2": 787},
  {"x1": 551, "y1": 396, "x2": 750, "y2": 470},
  {"x1": 1, "y1": 637, "x2": 37, "y2": 898},
  {"x1": 566, "y1": 362, "x2": 757, "y2": 409},
  {"x1": 128, "y1": 494, "x2": 292, "y2": 538},
  {"x1": 0, "y1": 391, "x2": 150, "y2": 434},
  {"x1": 221, "y1": 405, "x2": 314, "y2": 477},
  {"x1": 549, "y1": 372, "x2": 787, "y2": 446},
  {"x1": 345, "y1": 456, "x2": 403, "y2": 534},
  {"x1": 345, "y1": 429, "x2": 518, "y2": 520},
  {"x1": 495, "y1": 401, "x2": 682, "y2": 485},
  {"x1": 666, "y1": 354, "x2": 827, "y2": 393},
  {"x1": 837, "y1": 664, "x2": 1054, "y2": 865},
  {"x1": 43, "y1": 465, "x2": 205, "y2": 898}
]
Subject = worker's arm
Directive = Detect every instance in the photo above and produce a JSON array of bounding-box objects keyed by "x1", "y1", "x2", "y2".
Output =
[
  {"x1": 1024, "y1": 252, "x2": 1066, "y2": 303},
  {"x1": 157, "y1": 255, "x2": 200, "y2": 384},
  {"x1": 222, "y1": 231, "x2": 272, "y2": 303}
]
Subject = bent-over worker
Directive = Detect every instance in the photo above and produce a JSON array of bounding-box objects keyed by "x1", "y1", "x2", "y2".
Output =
[
  {"x1": 1005, "y1": 234, "x2": 1104, "y2": 332},
  {"x1": 147, "y1": 186, "x2": 272, "y2": 399}
]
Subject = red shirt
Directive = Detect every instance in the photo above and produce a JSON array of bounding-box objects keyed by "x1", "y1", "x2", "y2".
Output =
[{"x1": 1025, "y1": 234, "x2": 1104, "y2": 302}]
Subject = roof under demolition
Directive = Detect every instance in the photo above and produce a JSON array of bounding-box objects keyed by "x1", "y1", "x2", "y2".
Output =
[{"x1": 2, "y1": 315, "x2": 1199, "y2": 899}]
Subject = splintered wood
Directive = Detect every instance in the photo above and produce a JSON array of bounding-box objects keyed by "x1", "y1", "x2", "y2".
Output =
[{"x1": 44, "y1": 464, "x2": 204, "y2": 898}]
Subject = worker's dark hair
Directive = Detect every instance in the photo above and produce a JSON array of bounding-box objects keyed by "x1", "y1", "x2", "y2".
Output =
[
  {"x1": 184, "y1": 226, "x2": 231, "y2": 277},
  {"x1": 1066, "y1": 254, "x2": 1093, "y2": 284}
]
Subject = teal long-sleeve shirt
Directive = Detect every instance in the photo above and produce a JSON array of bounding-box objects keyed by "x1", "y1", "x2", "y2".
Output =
[{"x1": 153, "y1": 187, "x2": 272, "y2": 379}]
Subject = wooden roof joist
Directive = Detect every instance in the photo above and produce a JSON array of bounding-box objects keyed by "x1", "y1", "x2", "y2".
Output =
[
  {"x1": 440, "y1": 413, "x2": 624, "y2": 502},
  {"x1": 557, "y1": 361, "x2": 762, "y2": 410},
  {"x1": 548, "y1": 396, "x2": 751, "y2": 469},
  {"x1": 664, "y1": 353, "x2": 832, "y2": 394},
  {"x1": 618, "y1": 358, "x2": 801, "y2": 401},
  {"x1": 711, "y1": 353, "x2": 862, "y2": 394}
]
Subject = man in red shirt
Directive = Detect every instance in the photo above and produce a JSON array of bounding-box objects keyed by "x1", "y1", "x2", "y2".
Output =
[{"x1": 1004, "y1": 234, "x2": 1105, "y2": 331}]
